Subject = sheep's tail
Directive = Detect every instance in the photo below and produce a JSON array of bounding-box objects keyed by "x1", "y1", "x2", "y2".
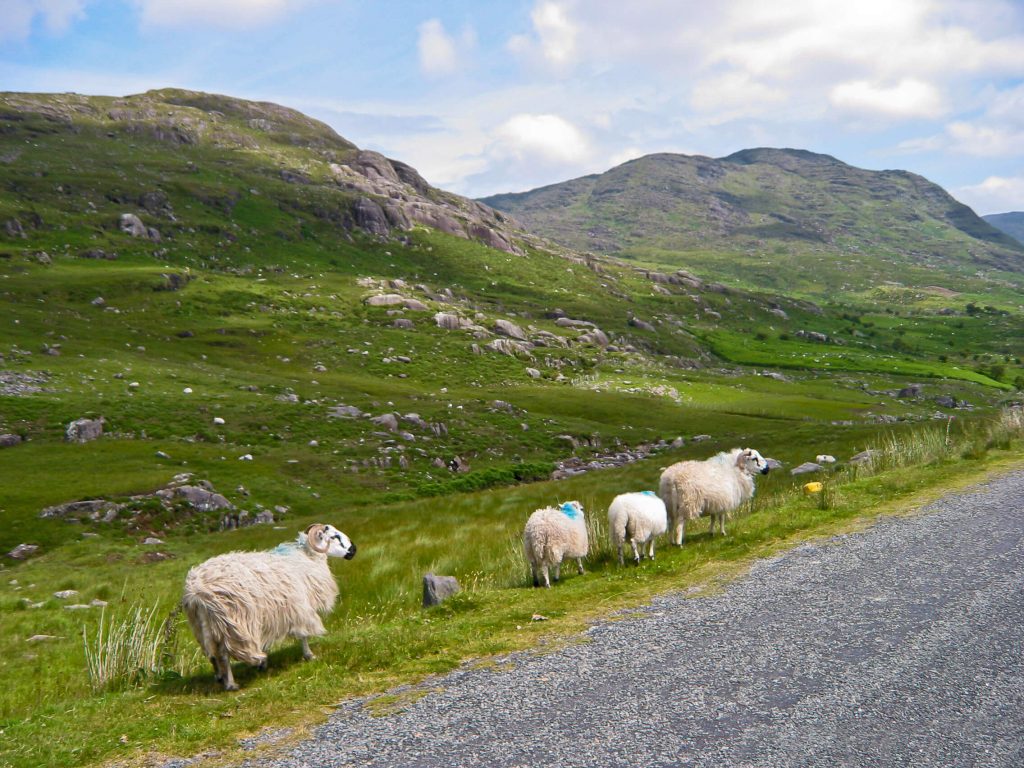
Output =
[
  {"x1": 659, "y1": 480, "x2": 678, "y2": 524},
  {"x1": 524, "y1": 528, "x2": 547, "y2": 565},
  {"x1": 182, "y1": 590, "x2": 265, "y2": 665}
]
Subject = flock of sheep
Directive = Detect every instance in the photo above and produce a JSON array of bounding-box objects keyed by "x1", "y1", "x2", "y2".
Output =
[{"x1": 182, "y1": 447, "x2": 768, "y2": 689}]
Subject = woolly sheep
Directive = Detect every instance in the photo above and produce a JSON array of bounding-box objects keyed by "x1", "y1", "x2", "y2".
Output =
[
  {"x1": 182, "y1": 523, "x2": 356, "y2": 690},
  {"x1": 523, "y1": 501, "x2": 588, "y2": 588},
  {"x1": 607, "y1": 491, "x2": 667, "y2": 565},
  {"x1": 658, "y1": 448, "x2": 770, "y2": 545}
]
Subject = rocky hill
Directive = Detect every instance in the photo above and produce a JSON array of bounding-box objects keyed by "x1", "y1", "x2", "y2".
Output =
[
  {"x1": 481, "y1": 149, "x2": 1024, "y2": 299},
  {"x1": 0, "y1": 88, "x2": 531, "y2": 256}
]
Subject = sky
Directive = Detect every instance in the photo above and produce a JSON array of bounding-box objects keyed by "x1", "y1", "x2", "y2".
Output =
[{"x1": 2, "y1": 0, "x2": 1024, "y2": 214}]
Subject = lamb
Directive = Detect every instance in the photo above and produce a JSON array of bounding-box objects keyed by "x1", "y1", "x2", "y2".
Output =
[
  {"x1": 182, "y1": 523, "x2": 356, "y2": 690},
  {"x1": 607, "y1": 491, "x2": 667, "y2": 565},
  {"x1": 523, "y1": 501, "x2": 588, "y2": 588},
  {"x1": 658, "y1": 448, "x2": 769, "y2": 545}
]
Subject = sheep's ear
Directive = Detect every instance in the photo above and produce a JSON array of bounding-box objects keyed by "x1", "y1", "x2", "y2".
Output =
[{"x1": 305, "y1": 524, "x2": 330, "y2": 553}]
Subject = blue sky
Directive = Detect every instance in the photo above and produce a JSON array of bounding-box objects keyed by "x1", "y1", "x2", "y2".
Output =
[{"x1": 2, "y1": 0, "x2": 1024, "y2": 214}]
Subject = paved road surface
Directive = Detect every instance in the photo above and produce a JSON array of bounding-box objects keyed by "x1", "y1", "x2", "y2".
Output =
[{"x1": 243, "y1": 469, "x2": 1024, "y2": 768}]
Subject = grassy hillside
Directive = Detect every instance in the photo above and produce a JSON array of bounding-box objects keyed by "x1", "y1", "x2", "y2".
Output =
[
  {"x1": 1, "y1": 91, "x2": 1023, "y2": 768},
  {"x1": 984, "y1": 211, "x2": 1024, "y2": 246},
  {"x1": 481, "y1": 149, "x2": 1024, "y2": 303}
]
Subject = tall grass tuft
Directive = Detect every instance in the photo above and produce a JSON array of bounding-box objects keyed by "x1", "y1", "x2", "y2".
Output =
[{"x1": 83, "y1": 603, "x2": 200, "y2": 692}]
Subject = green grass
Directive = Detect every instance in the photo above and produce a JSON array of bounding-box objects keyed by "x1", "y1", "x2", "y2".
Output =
[{"x1": 2, "y1": 410, "x2": 1022, "y2": 768}]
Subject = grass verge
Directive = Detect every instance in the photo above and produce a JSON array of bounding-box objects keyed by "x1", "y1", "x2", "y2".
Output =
[{"x1": 0, "y1": 409, "x2": 1022, "y2": 768}]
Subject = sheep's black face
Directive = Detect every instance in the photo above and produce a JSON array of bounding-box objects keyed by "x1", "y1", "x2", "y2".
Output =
[{"x1": 343, "y1": 543, "x2": 357, "y2": 560}]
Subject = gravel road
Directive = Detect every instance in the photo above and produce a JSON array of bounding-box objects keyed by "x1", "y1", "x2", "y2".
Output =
[{"x1": 243, "y1": 469, "x2": 1024, "y2": 768}]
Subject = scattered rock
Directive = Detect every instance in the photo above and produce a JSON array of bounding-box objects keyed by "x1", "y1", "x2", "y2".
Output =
[
  {"x1": 897, "y1": 384, "x2": 923, "y2": 398},
  {"x1": 120, "y1": 213, "x2": 148, "y2": 237},
  {"x1": 7, "y1": 543, "x2": 38, "y2": 560},
  {"x1": 364, "y1": 294, "x2": 406, "y2": 307},
  {"x1": 790, "y1": 462, "x2": 824, "y2": 476},
  {"x1": 422, "y1": 573, "x2": 461, "y2": 607},
  {"x1": 143, "y1": 537, "x2": 164, "y2": 545},
  {"x1": 849, "y1": 449, "x2": 880, "y2": 465},
  {"x1": 0, "y1": 433, "x2": 22, "y2": 448},
  {"x1": 65, "y1": 417, "x2": 105, "y2": 443},
  {"x1": 934, "y1": 395, "x2": 956, "y2": 409},
  {"x1": 525, "y1": 367, "x2": 541, "y2": 379},
  {"x1": 40, "y1": 499, "x2": 120, "y2": 521},
  {"x1": 328, "y1": 404, "x2": 364, "y2": 419},
  {"x1": 27, "y1": 635, "x2": 60, "y2": 643},
  {"x1": 815, "y1": 454, "x2": 837, "y2": 464},
  {"x1": 53, "y1": 590, "x2": 79, "y2": 599},
  {"x1": 371, "y1": 413, "x2": 399, "y2": 432},
  {"x1": 628, "y1": 316, "x2": 656, "y2": 333},
  {"x1": 494, "y1": 319, "x2": 527, "y2": 340},
  {"x1": 765, "y1": 458, "x2": 784, "y2": 471}
]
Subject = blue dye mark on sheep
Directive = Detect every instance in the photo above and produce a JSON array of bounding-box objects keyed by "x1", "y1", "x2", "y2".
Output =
[
  {"x1": 272, "y1": 542, "x2": 300, "y2": 556},
  {"x1": 560, "y1": 502, "x2": 581, "y2": 519},
  {"x1": 641, "y1": 490, "x2": 657, "y2": 496}
]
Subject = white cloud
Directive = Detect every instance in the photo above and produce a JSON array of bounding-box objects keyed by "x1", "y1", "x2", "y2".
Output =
[
  {"x1": 955, "y1": 173, "x2": 1024, "y2": 215},
  {"x1": 133, "y1": 0, "x2": 308, "y2": 28},
  {"x1": 829, "y1": 78, "x2": 947, "y2": 119},
  {"x1": 418, "y1": 20, "x2": 457, "y2": 77},
  {"x1": 947, "y1": 121, "x2": 1024, "y2": 157},
  {"x1": 417, "y1": 19, "x2": 475, "y2": 78},
  {"x1": 494, "y1": 113, "x2": 590, "y2": 164},
  {"x1": 507, "y1": 1, "x2": 578, "y2": 69},
  {"x1": 0, "y1": 0, "x2": 86, "y2": 42},
  {"x1": 691, "y1": 72, "x2": 787, "y2": 120}
]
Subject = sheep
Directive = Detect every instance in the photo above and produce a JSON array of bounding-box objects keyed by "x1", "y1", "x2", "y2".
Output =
[
  {"x1": 182, "y1": 523, "x2": 356, "y2": 690},
  {"x1": 658, "y1": 448, "x2": 769, "y2": 545},
  {"x1": 607, "y1": 491, "x2": 667, "y2": 565},
  {"x1": 523, "y1": 501, "x2": 588, "y2": 588}
]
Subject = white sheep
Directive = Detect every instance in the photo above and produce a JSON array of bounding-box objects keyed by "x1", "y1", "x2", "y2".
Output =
[
  {"x1": 607, "y1": 491, "x2": 668, "y2": 565},
  {"x1": 523, "y1": 501, "x2": 588, "y2": 588},
  {"x1": 658, "y1": 448, "x2": 769, "y2": 545},
  {"x1": 182, "y1": 523, "x2": 356, "y2": 690}
]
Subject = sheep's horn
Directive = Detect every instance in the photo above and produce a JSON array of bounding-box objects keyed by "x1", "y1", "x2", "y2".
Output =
[{"x1": 305, "y1": 524, "x2": 330, "y2": 553}]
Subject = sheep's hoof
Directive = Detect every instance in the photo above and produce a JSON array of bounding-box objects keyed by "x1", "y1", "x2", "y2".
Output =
[
  {"x1": 223, "y1": 682, "x2": 239, "y2": 692},
  {"x1": 303, "y1": 651, "x2": 316, "y2": 661},
  {"x1": 257, "y1": 658, "x2": 268, "y2": 671}
]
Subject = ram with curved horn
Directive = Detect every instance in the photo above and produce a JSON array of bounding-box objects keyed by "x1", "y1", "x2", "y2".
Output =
[{"x1": 182, "y1": 523, "x2": 356, "y2": 690}]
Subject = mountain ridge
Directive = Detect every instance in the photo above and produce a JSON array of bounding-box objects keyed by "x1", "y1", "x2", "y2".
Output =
[{"x1": 480, "y1": 149, "x2": 1024, "y2": 299}]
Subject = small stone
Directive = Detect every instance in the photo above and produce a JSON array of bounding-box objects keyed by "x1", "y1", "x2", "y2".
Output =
[
  {"x1": 27, "y1": 635, "x2": 60, "y2": 643},
  {"x1": 239, "y1": 454, "x2": 253, "y2": 461},
  {"x1": 53, "y1": 590, "x2": 79, "y2": 599},
  {"x1": 142, "y1": 537, "x2": 164, "y2": 545},
  {"x1": 790, "y1": 462, "x2": 824, "y2": 476},
  {"x1": 422, "y1": 573, "x2": 461, "y2": 607},
  {"x1": 183, "y1": 387, "x2": 193, "y2": 394},
  {"x1": 7, "y1": 543, "x2": 38, "y2": 559},
  {"x1": 213, "y1": 417, "x2": 225, "y2": 426}
]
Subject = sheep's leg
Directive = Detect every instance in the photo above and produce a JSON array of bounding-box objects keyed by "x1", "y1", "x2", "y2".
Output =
[
  {"x1": 541, "y1": 564, "x2": 551, "y2": 588},
  {"x1": 630, "y1": 539, "x2": 641, "y2": 565},
  {"x1": 719, "y1": 515, "x2": 727, "y2": 536},
  {"x1": 299, "y1": 637, "x2": 315, "y2": 661},
  {"x1": 648, "y1": 539, "x2": 656, "y2": 560},
  {"x1": 553, "y1": 562, "x2": 561, "y2": 583},
  {"x1": 531, "y1": 563, "x2": 540, "y2": 588},
  {"x1": 617, "y1": 542, "x2": 624, "y2": 566},
  {"x1": 674, "y1": 518, "x2": 686, "y2": 546},
  {"x1": 217, "y1": 644, "x2": 238, "y2": 691},
  {"x1": 576, "y1": 557, "x2": 585, "y2": 575},
  {"x1": 210, "y1": 655, "x2": 223, "y2": 684}
]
